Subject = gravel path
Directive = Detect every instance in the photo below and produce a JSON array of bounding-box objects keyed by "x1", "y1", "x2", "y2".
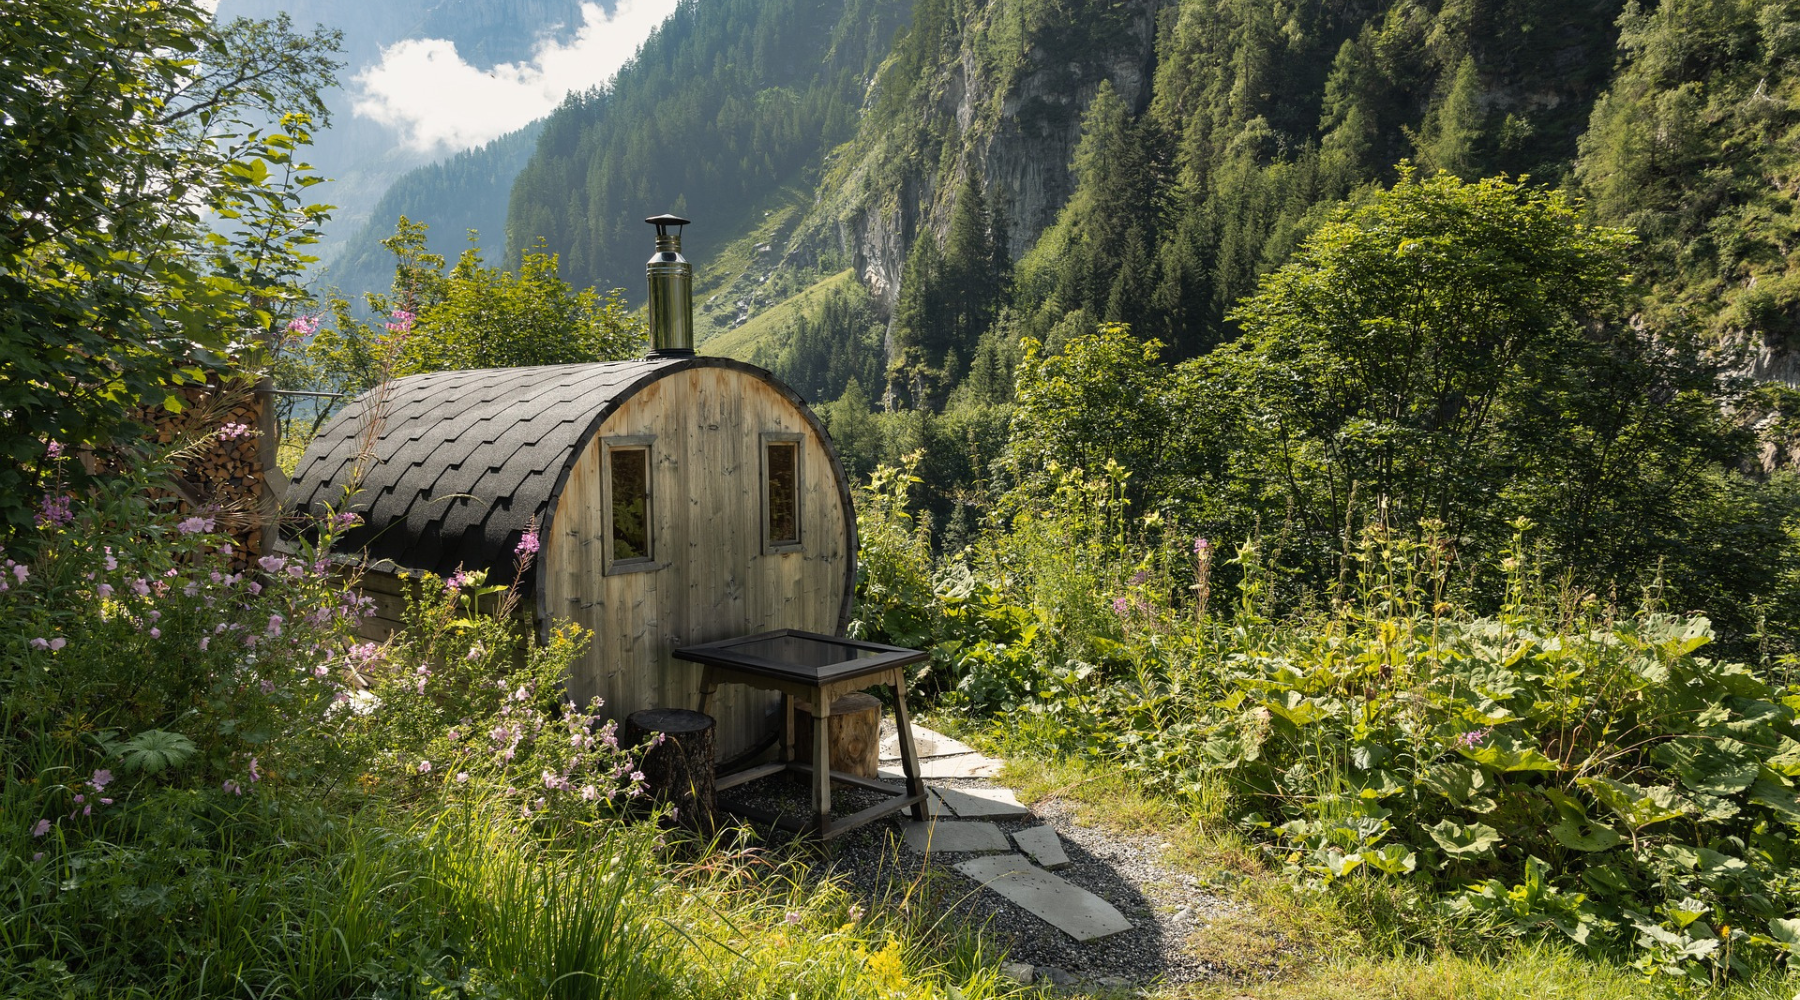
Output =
[{"x1": 726, "y1": 741, "x2": 1237, "y2": 993}]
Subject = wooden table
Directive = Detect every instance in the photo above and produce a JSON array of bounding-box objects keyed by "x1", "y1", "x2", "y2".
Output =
[{"x1": 675, "y1": 629, "x2": 929, "y2": 839}]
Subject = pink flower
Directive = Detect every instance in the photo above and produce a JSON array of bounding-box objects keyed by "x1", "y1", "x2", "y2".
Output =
[
  {"x1": 456, "y1": 772, "x2": 470, "y2": 783},
  {"x1": 89, "y1": 769, "x2": 112, "y2": 792},
  {"x1": 199, "y1": 637, "x2": 211, "y2": 651},
  {"x1": 28, "y1": 638, "x2": 48, "y2": 650},
  {"x1": 35, "y1": 494, "x2": 73, "y2": 529},
  {"x1": 286, "y1": 314, "x2": 321, "y2": 337},
  {"x1": 218, "y1": 422, "x2": 254, "y2": 441},
  {"x1": 248, "y1": 758, "x2": 261, "y2": 783},
  {"x1": 266, "y1": 614, "x2": 284, "y2": 637},
  {"x1": 1457, "y1": 728, "x2": 1492, "y2": 749},
  {"x1": 12, "y1": 565, "x2": 27, "y2": 583},
  {"x1": 30, "y1": 819, "x2": 50, "y2": 837},
  {"x1": 148, "y1": 628, "x2": 160, "y2": 639},
  {"x1": 418, "y1": 760, "x2": 432, "y2": 774},
  {"x1": 580, "y1": 784, "x2": 599, "y2": 801},
  {"x1": 313, "y1": 665, "x2": 330, "y2": 679},
  {"x1": 176, "y1": 516, "x2": 214, "y2": 535},
  {"x1": 257, "y1": 555, "x2": 286, "y2": 574},
  {"x1": 514, "y1": 531, "x2": 540, "y2": 557},
  {"x1": 784, "y1": 911, "x2": 802, "y2": 925},
  {"x1": 222, "y1": 779, "x2": 242, "y2": 795},
  {"x1": 103, "y1": 549, "x2": 116, "y2": 571},
  {"x1": 1111, "y1": 596, "x2": 1130, "y2": 616},
  {"x1": 31, "y1": 852, "x2": 43, "y2": 862},
  {"x1": 49, "y1": 638, "x2": 65, "y2": 650},
  {"x1": 1195, "y1": 536, "x2": 1211, "y2": 555},
  {"x1": 131, "y1": 578, "x2": 149, "y2": 597},
  {"x1": 45, "y1": 440, "x2": 63, "y2": 458},
  {"x1": 629, "y1": 770, "x2": 645, "y2": 783},
  {"x1": 97, "y1": 583, "x2": 113, "y2": 599}
]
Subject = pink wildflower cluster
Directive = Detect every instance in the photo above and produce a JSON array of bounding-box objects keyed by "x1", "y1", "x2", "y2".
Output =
[
  {"x1": 286, "y1": 314, "x2": 322, "y2": 337},
  {"x1": 177, "y1": 515, "x2": 215, "y2": 535},
  {"x1": 36, "y1": 493, "x2": 73, "y2": 529},
  {"x1": 514, "y1": 531, "x2": 540, "y2": 558},
  {"x1": 218, "y1": 423, "x2": 254, "y2": 441},
  {"x1": 45, "y1": 440, "x2": 64, "y2": 458},
  {"x1": 385, "y1": 309, "x2": 416, "y2": 336},
  {"x1": 1457, "y1": 728, "x2": 1492, "y2": 749}
]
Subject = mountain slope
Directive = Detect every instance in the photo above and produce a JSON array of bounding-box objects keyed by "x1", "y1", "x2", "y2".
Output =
[{"x1": 506, "y1": 0, "x2": 912, "y2": 293}]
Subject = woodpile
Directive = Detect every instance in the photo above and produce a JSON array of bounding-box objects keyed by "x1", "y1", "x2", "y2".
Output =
[{"x1": 132, "y1": 375, "x2": 286, "y2": 572}]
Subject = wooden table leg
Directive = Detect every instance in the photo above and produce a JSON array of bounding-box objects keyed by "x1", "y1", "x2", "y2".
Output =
[
  {"x1": 812, "y1": 690, "x2": 833, "y2": 838},
  {"x1": 698, "y1": 667, "x2": 719, "y2": 716},
  {"x1": 781, "y1": 693, "x2": 797, "y2": 762},
  {"x1": 891, "y1": 673, "x2": 929, "y2": 821}
]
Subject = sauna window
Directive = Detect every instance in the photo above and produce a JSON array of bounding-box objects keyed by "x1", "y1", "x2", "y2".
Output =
[
  {"x1": 603, "y1": 438, "x2": 655, "y2": 574},
  {"x1": 762, "y1": 432, "x2": 802, "y2": 553}
]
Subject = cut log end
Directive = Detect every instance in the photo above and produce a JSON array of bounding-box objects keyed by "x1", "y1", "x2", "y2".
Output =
[
  {"x1": 795, "y1": 691, "x2": 881, "y2": 779},
  {"x1": 624, "y1": 708, "x2": 716, "y2": 831}
]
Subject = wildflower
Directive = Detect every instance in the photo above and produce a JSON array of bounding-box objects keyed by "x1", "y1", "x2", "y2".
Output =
[
  {"x1": 418, "y1": 760, "x2": 432, "y2": 774},
  {"x1": 36, "y1": 494, "x2": 73, "y2": 529},
  {"x1": 248, "y1": 758, "x2": 260, "y2": 783},
  {"x1": 199, "y1": 636, "x2": 211, "y2": 651},
  {"x1": 1195, "y1": 536, "x2": 1211, "y2": 555},
  {"x1": 104, "y1": 549, "x2": 117, "y2": 571},
  {"x1": 1112, "y1": 596, "x2": 1130, "y2": 616},
  {"x1": 313, "y1": 665, "x2": 330, "y2": 679},
  {"x1": 629, "y1": 770, "x2": 645, "y2": 783},
  {"x1": 784, "y1": 911, "x2": 802, "y2": 925},
  {"x1": 466, "y1": 642, "x2": 485, "y2": 661},
  {"x1": 30, "y1": 819, "x2": 50, "y2": 837},
  {"x1": 266, "y1": 614, "x2": 284, "y2": 637},
  {"x1": 45, "y1": 441, "x2": 63, "y2": 458},
  {"x1": 515, "y1": 531, "x2": 540, "y2": 557},
  {"x1": 29, "y1": 638, "x2": 49, "y2": 650},
  {"x1": 1457, "y1": 728, "x2": 1492, "y2": 749},
  {"x1": 148, "y1": 628, "x2": 160, "y2": 639},
  {"x1": 333, "y1": 511, "x2": 362, "y2": 528},
  {"x1": 50, "y1": 638, "x2": 65, "y2": 650},
  {"x1": 13, "y1": 565, "x2": 27, "y2": 583},
  {"x1": 218, "y1": 422, "x2": 254, "y2": 441},
  {"x1": 131, "y1": 578, "x2": 149, "y2": 597},
  {"x1": 222, "y1": 779, "x2": 242, "y2": 795},
  {"x1": 89, "y1": 769, "x2": 112, "y2": 792},
  {"x1": 176, "y1": 516, "x2": 214, "y2": 535},
  {"x1": 849, "y1": 903, "x2": 865, "y2": 922},
  {"x1": 448, "y1": 728, "x2": 461, "y2": 741},
  {"x1": 31, "y1": 852, "x2": 43, "y2": 862},
  {"x1": 456, "y1": 772, "x2": 470, "y2": 783},
  {"x1": 257, "y1": 555, "x2": 286, "y2": 574},
  {"x1": 580, "y1": 784, "x2": 599, "y2": 801},
  {"x1": 286, "y1": 314, "x2": 321, "y2": 337},
  {"x1": 534, "y1": 796, "x2": 547, "y2": 810}
]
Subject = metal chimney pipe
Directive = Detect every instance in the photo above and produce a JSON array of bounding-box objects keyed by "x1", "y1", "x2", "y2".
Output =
[{"x1": 645, "y1": 213, "x2": 694, "y2": 357}]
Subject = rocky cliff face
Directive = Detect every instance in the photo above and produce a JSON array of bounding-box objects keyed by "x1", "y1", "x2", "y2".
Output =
[{"x1": 802, "y1": 0, "x2": 1163, "y2": 312}]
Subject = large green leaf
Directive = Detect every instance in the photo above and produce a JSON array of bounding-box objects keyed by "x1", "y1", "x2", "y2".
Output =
[
  {"x1": 1652, "y1": 738, "x2": 1758, "y2": 796},
  {"x1": 116, "y1": 729, "x2": 197, "y2": 775},
  {"x1": 1576, "y1": 776, "x2": 1692, "y2": 830},
  {"x1": 1419, "y1": 761, "x2": 1498, "y2": 813},
  {"x1": 1426, "y1": 819, "x2": 1502, "y2": 859},
  {"x1": 1548, "y1": 815, "x2": 1623, "y2": 852},
  {"x1": 1747, "y1": 777, "x2": 1800, "y2": 824},
  {"x1": 1457, "y1": 731, "x2": 1560, "y2": 773}
]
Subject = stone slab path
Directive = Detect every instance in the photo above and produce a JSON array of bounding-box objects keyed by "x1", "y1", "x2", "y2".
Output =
[
  {"x1": 1012, "y1": 824, "x2": 1072, "y2": 870},
  {"x1": 956, "y1": 855, "x2": 1136, "y2": 942},
  {"x1": 928, "y1": 784, "x2": 1030, "y2": 818},
  {"x1": 901, "y1": 819, "x2": 1012, "y2": 854}
]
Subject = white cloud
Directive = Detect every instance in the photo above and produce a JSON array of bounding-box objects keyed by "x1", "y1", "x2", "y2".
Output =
[{"x1": 352, "y1": 0, "x2": 676, "y2": 153}]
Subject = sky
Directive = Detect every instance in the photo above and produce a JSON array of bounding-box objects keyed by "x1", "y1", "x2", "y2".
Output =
[{"x1": 351, "y1": 0, "x2": 679, "y2": 153}]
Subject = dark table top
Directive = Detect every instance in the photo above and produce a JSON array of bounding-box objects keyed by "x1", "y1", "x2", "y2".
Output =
[{"x1": 673, "y1": 629, "x2": 927, "y2": 685}]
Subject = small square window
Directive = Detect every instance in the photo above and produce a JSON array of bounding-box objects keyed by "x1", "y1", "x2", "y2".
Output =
[
  {"x1": 604, "y1": 438, "x2": 655, "y2": 573},
  {"x1": 763, "y1": 433, "x2": 802, "y2": 552}
]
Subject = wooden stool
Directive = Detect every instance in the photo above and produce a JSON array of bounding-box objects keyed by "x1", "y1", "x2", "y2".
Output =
[{"x1": 623, "y1": 708, "x2": 716, "y2": 830}]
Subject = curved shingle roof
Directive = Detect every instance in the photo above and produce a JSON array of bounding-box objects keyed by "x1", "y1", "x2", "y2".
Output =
[{"x1": 287, "y1": 357, "x2": 750, "y2": 589}]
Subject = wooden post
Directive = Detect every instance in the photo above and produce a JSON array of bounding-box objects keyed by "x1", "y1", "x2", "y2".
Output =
[
  {"x1": 624, "y1": 708, "x2": 716, "y2": 830},
  {"x1": 794, "y1": 692, "x2": 881, "y2": 778}
]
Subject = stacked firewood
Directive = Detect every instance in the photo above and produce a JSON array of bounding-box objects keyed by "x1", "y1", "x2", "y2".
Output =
[{"x1": 135, "y1": 377, "x2": 281, "y2": 572}]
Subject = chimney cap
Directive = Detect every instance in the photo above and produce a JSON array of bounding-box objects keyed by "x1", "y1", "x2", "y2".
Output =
[{"x1": 645, "y1": 213, "x2": 690, "y2": 233}]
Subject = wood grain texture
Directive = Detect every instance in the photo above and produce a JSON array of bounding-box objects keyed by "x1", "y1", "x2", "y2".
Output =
[{"x1": 542, "y1": 366, "x2": 852, "y2": 756}]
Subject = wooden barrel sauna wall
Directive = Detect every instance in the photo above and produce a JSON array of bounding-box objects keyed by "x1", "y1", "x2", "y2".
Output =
[{"x1": 285, "y1": 357, "x2": 857, "y2": 757}]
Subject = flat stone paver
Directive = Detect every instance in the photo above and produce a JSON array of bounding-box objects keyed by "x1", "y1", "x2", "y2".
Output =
[
  {"x1": 880, "y1": 753, "x2": 1004, "y2": 780},
  {"x1": 955, "y1": 854, "x2": 1133, "y2": 942},
  {"x1": 902, "y1": 819, "x2": 1011, "y2": 854},
  {"x1": 880, "y1": 723, "x2": 978, "y2": 760},
  {"x1": 932, "y1": 784, "x2": 1030, "y2": 818},
  {"x1": 1011, "y1": 825, "x2": 1071, "y2": 869}
]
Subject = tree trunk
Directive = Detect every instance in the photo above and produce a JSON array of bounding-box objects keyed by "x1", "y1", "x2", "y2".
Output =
[
  {"x1": 795, "y1": 692, "x2": 881, "y2": 779},
  {"x1": 624, "y1": 708, "x2": 715, "y2": 830}
]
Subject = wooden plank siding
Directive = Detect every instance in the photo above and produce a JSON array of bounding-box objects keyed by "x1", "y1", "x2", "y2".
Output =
[{"x1": 539, "y1": 366, "x2": 851, "y2": 757}]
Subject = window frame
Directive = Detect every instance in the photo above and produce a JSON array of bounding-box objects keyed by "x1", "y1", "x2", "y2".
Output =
[
  {"x1": 601, "y1": 435, "x2": 658, "y2": 575},
  {"x1": 760, "y1": 431, "x2": 804, "y2": 555}
]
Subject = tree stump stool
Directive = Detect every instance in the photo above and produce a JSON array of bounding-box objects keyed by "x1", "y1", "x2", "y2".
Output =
[
  {"x1": 794, "y1": 692, "x2": 881, "y2": 779},
  {"x1": 623, "y1": 708, "x2": 716, "y2": 830}
]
